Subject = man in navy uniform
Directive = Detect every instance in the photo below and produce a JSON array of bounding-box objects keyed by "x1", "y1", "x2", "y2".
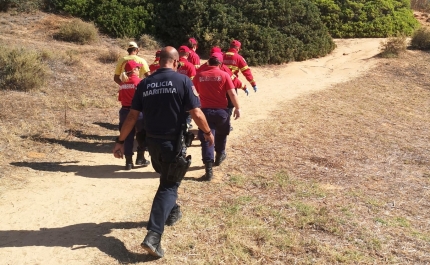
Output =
[{"x1": 112, "y1": 46, "x2": 214, "y2": 258}]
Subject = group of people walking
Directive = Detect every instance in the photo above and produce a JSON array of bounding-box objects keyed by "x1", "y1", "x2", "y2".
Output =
[{"x1": 112, "y1": 38, "x2": 258, "y2": 258}]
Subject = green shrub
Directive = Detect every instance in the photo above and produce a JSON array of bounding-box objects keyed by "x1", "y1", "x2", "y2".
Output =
[
  {"x1": 314, "y1": 0, "x2": 420, "y2": 37},
  {"x1": 411, "y1": 27, "x2": 430, "y2": 49},
  {"x1": 48, "y1": 0, "x2": 152, "y2": 38},
  {"x1": 152, "y1": 0, "x2": 335, "y2": 65},
  {"x1": 54, "y1": 18, "x2": 99, "y2": 45},
  {"x1": 0, "y1": 46, "x2": 49, "y2": 91},
  {"x1": 379, "y1": 35, "x2": 407, "y2": 58}
]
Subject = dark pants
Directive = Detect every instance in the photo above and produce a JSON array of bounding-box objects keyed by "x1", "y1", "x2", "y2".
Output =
[
  {"x1": 198, "y1": 108, "x2": 230, "y2": 162},
  {"x1": 226, "y1": 89, "x2": 237, "y2": 118},
  {"x1": 119, "y1": 108, "x2": 144, "y2": 156},
  {"x1": 146, "y1": 137, "x2": 180, "y2": 235}
]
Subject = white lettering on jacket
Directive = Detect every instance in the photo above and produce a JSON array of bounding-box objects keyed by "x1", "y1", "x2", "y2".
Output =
[
  {"x1": 146, "y1": 81, "x2": 173, "y2": 88},
  {"x1": 199, "y1": 76, "x2": 222, "y2": 82},
  {"x1": 142, "y1": 87, "x2": 177, "y2": 97},
  {"x1": 120, "y1": 84, "x2": 135, "y2": 90}
]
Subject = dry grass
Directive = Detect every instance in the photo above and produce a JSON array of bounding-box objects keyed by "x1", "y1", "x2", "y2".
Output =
[{"x1": 379, "y1": 35, "x2": 407, "y2": 58}]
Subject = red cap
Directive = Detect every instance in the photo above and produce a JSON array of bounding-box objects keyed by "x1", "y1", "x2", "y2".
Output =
[
  {"x1": 179, "y1": 45, "x2": 191, "y2": 53},
  {"x1": 155, "y1": 50, "x2": 161, "y2": 57},
  {"x1": 189, "y1": 38, "x2": 197, "y2": 44},
  {"x1": 210, "y1": 52, "x2": 223, "y2": 63},
  {"x1": 124, "y1": 60, "x2": 143, "y2": 72},
  {"x1": 210, "y1": 46, "x2": 222, "y2": 55},
  {"x1": 231, "y1": 40, "x2": 241, "y2": 48}
]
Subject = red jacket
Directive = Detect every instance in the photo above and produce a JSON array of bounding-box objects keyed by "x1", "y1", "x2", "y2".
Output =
[
  {"x1": 177, "y1": 57, "x2": 196, "y2": 80},
  {"x1": 118, "y1": 74, "x2": 141, "y2": 107},
  {"x1": 223, "y1": 48, "x2": 256, "y2": 87},
  {"x1": 149, "y1": 59, "x2": 160, "y2": 73},
  {"x1": 198, "y1": 62, "x2": 245, "y2": 90},
  {"x1": 187, "y1": 50, "x2": 201, "y2": 69}
]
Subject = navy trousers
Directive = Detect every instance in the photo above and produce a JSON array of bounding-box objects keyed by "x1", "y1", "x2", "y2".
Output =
[
  {"x1": 198, "y1": 108, "x2": 230, "y2": 162},
  {"x1": 146, "y1": 137, "x2": 180, "y2": 235},
  {"x1": 119, "y1": 108, "x2": 144, "y2": 156}
]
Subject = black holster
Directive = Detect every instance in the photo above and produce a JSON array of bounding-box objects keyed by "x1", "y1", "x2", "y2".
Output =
[{"x1": 167, "y1": 155, "x2": 191, "y2": 182}]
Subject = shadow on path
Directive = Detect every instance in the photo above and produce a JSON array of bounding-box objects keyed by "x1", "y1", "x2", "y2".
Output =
[
  {"x1": 10, "y1": 161, "x2": 159, "y2": 179},
  {"x1": 93, "y1": 122, "x2": 118, "y2": 131},
  {"x1": 0, "y1": 221, "x2": 159, "y2": 263}
]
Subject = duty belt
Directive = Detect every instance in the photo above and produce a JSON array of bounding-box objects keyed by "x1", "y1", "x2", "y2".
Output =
[{"x1": 146, "y1": 133, "x2": 177, "y2": 140}]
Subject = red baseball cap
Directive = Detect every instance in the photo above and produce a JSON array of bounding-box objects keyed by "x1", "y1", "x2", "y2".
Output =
[
  {"x1": 210, "y1": 52, "x2": 223, "y2": 63},
  {"x1": 125, "y1": 60, "x2": 143, "y2": 72},
  {"x1": 231, "y1": 40, "x2": 241, "y2": 48},
  {"x1": 155, "y1": 50, "x2": 161, "y2": 57},
  {"x1": 188, "y1": 38, "x2": 197, "y2": 44},
  {"x1": 179, "y1": 45, "x2": 191, "y2": 53},
  {"x1": 210, "y1": 46, "x2": 222, "y2": 55}
]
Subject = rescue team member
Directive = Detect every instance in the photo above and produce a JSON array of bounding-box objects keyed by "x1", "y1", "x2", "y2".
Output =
[
  {"x1": 149, "y1": 50, "x2": 161, "y2": 73},
  {"x1": 177, "y1": 45, "x2": 197, "y2": 129},
  {"x1": 193, "y1": 52, "x2": 241, "y2": 181},
  {"x1": 198, "y1": 46, "x2": 248, "y2": 132},
  {"x1": 113, "y1": 46, "x2": 214, "y2": 258},
  {"x1": 114, "y1": 41, "x2": 150, "y2": 85},
  {"x1": 177, "y1": 46, "x2": 196, "y2": 80},
  {"x1": 223, "y1": 40, "x2": 258, "y2": 93},
  {"x1": 118, "y1": 60, "x2": 150, "y2": 169},
  {"x1": 186, "y1": 38, "x2": 201, "y2": 69}
]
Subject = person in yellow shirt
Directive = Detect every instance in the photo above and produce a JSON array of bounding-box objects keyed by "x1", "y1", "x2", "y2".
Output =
[{"x1": 114, "y1": 41, "x2": 150, "y2": 85}]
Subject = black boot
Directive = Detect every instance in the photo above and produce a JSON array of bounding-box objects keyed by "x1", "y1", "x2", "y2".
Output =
[
  {"x1": 125, "y1": 156, "x2": 134, "y2": 170},
  {"x1": 135, "y1": 150, "x2": 150, "y2": 167},
  {"x1": 214, "y1": 152, "x2": 227, "y2": 166},
  {"x1": 199, "y1": 161, "x2": 213, "y2": 181},
  {"x1": 165, "y1": 205, "x2": 182, "y2": 226},
  {"x1": 141, "y1": 230, "x2": 164, "y2": 258}
]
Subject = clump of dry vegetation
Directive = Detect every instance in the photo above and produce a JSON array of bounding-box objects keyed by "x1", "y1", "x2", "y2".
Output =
[
  {"x1": 411, "y1": 27, "x2": 430, "y2": 49},
  {"x1": 54, "y1": 18, "x2": 99, "y2": 45},
  {"x1": 158, "y1": 52, "x2": 429, "y2": 264},
  {"x1": 379, "y1": 35, "x2": 407, "y2": 58},
  {"x1": 98, "y1": 46, "x2": 123, "y2": 64},
  {"x1": 0, "y1": 46, "x2": 50, "y2": 91},
  {"x1": 138, "y1": 34, "x2": 162, "y2": 50}
]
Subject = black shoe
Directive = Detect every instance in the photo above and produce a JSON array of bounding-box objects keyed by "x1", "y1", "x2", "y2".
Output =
[
  {"x1": 198, "y1": 161, "x2": 213, "y2": 181},
  {"x1": 125, "y1": 156, "x2": 134, "y2": 170},
  {"x1": 141, "y1": 230, "x2": 164, "y2": 258},
  {"x1": 165, "y1": 205, "x2": 182, "y2": 226},
  {"x1": 214, "y1": 153, "x2": 226, "y2": 166},
  {"x1": 135, "y1": 151, "x2": 151, "y2": 167}
]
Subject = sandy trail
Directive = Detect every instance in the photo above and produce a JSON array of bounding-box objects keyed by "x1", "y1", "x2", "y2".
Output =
[{"x1": 0, "y1": 38, "x2": 383, "y2": 264}]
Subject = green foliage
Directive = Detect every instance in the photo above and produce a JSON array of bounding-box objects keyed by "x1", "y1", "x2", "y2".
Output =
[
  {"x1": 54, "y1": 18, "x2": 99, "y2": 45},
  {"x1": 48, "y1": 0, "x2": 152, "y2": 38},
  {"x1": 152, "y1": 0, "x2": 335, "y2": 65},
  {"x1": 314, "y1": 0, "x2": 419, "y2": 37},
  {"x1": 0, "y1": 46, "x2": 49, "y2": 91},
  {"x1": 411, "y1": 27, "x2": 430, "y2": 49},
  {"x1": 379, "y1": 35, "x2": 407, "y2": 58}
]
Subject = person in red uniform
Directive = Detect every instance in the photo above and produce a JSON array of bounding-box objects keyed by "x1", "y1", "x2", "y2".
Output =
[
  {"x1": 193, "y1": 52, "x2": 241, "y2": 181},
  {"x1": 118, "y1": 60, "x2": 150, "y2": 169},
  {"x1": 149, "y1": 50, "x2": 161, "y2": 73},
  {"x1": 177, "y1": 46, "x2": 196, "y2": 80},
  {"x1": 223, "y1": 40, "x2": 258, "y2": 93},
  {"x1": 186, "y1": 38, "x2": 201, "y2": 69}
]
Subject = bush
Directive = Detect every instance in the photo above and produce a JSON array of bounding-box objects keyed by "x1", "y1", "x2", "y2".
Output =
[
  {"x1": 54, "y1": 18, "x2": 99, "y2": 45},
  {"x1": 138, "y1": 34, "x2": 162, "y2": 50},
  {"x1": 0, "y1": 0, "x2": 43, "y2": 12},
  {"x1": 98, "y1": 47, "x2": 122, "y2": 64},
  {"x1": 0, "y1": 46, "x2": 49, "y2": 91},
  {"x1": 379, "y1": 35, "x2": 407, "y2": 58},
  {"x1": 48, "y1": 0, "x2": 152, "y2": 38},
  {"x1": 314, "y1": 0, "x2": 420, "y2": 37},
  {"x1": 152, "y1": 0, "x2": 335, "y2": 65},
  {"x1": 411, "y1": 27, "x2": 430, "y2": 49},
  {"x1": 411, "y1": 0, "x2": 430, "y2": 11}
]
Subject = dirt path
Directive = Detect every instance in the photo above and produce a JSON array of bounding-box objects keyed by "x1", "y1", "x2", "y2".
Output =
[{"x1": 0, "y1": 38, "x2": 383, "y2": 264}]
